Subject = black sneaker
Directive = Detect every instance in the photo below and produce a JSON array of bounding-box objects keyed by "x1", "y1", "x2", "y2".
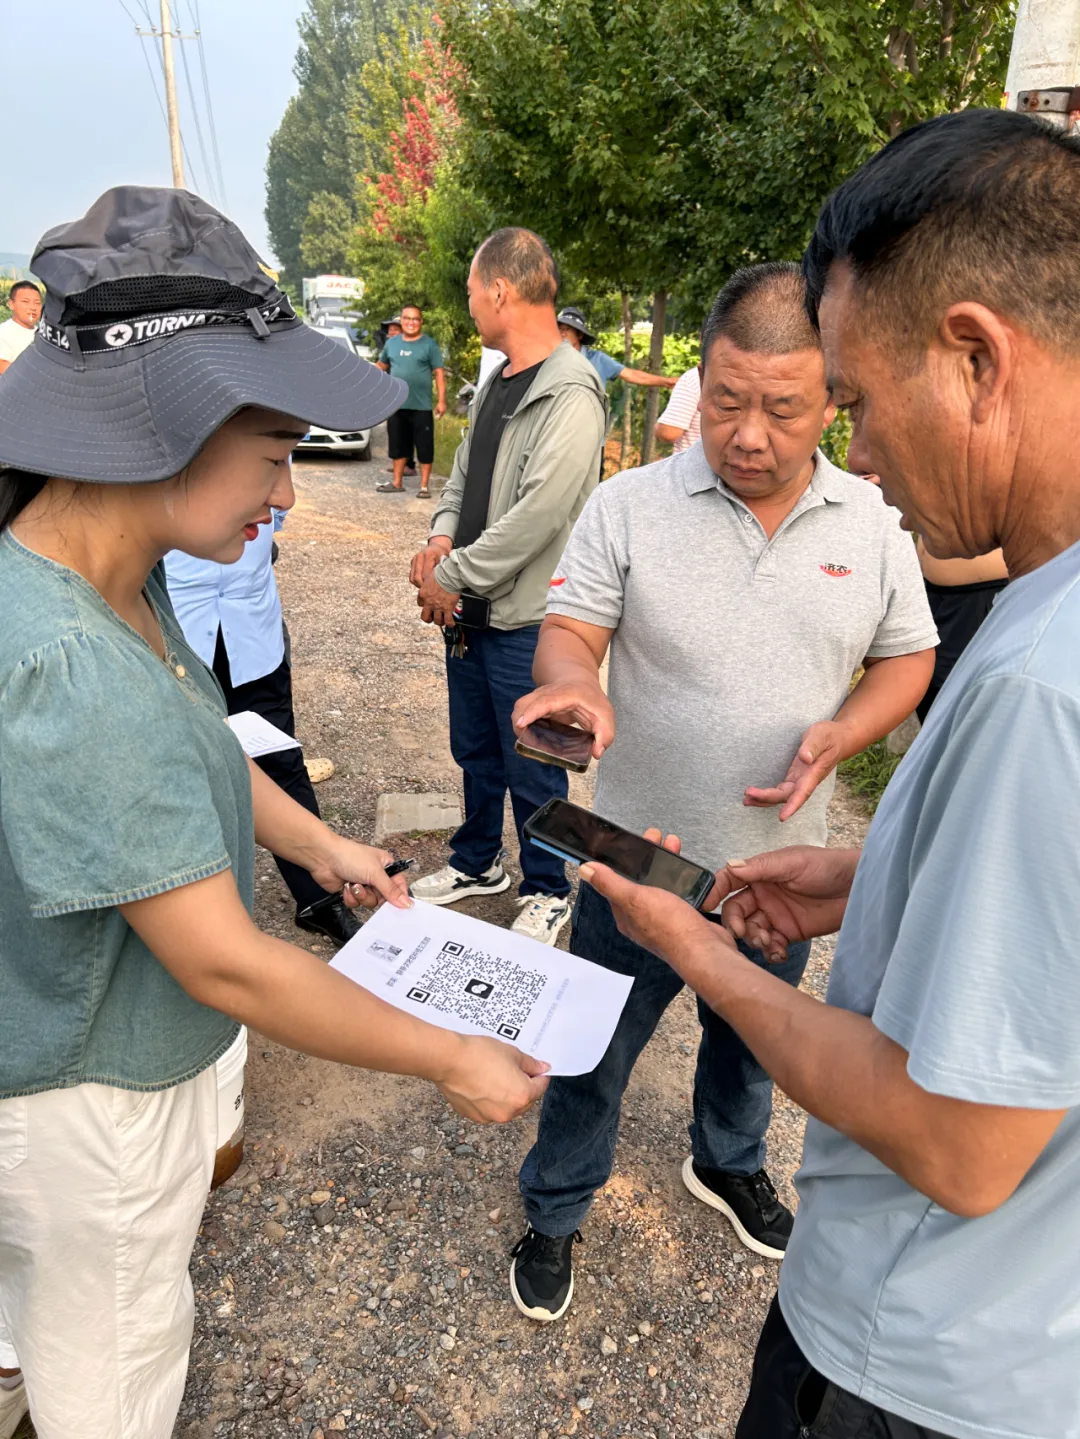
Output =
[
  {"x1": 681, "y1": 1157, "x2": 793, "y2": 1259},
  {"x1": 295, "y1": 896, "x2": 362, "y2": 948},
  {"x1": 509, "y1": 1228, "x2": 580, "y2": 1322}
]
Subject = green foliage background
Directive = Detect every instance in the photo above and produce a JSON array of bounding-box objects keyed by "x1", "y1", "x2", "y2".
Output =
[{"x1": 265, "y1": 0, "x2": 1013, "y2": 413}]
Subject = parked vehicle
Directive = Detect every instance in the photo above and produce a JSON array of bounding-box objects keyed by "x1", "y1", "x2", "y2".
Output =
[
  {"x1": 297, "y1": 326, "x2": 372, "y2": 461},
  {"x1": 302, "y1": 274, "x2": 363, "y2": 328}
]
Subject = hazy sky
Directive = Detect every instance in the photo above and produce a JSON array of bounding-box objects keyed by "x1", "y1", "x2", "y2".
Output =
[{"x1": 6, "y1": 0, "x2": 305, "y2": 267}]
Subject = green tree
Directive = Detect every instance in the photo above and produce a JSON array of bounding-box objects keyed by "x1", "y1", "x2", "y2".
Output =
[
  {"x1": 344, "y1": 13, "x2": 494, "y2": 375},
  {"x1": 443, "y1": 0, "x2": 1011, "y2": 450},
  {"x1": 265, "y1": 0, "x2": 418, "y2": 283},
  {"x1": 300, "y1": 192, "x2": 356, "y2": 274},
  {"x1": 445, "y1": 0, "x2": 715, "y2": 455}
]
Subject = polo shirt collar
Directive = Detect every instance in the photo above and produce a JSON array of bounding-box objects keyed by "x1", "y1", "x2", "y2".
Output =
[{"x1": 679, "y1": 443, "x2": 848, "y2": 503}]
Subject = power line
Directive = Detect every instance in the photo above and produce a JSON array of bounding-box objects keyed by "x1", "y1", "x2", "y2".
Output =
[
  {"x1": 119, "y1": 0, "x2": 171, "y2": 139},
  {"x1": 145, "y1": 5, "x2": 203, "y2": 192},
  {"x1": 188, "y1": 0, "x2": 229, "y2": 208},
  {"x1": 119, "y1": 0, "x2": 209, "y2": 196},
  {"x1": 177, "y1": 14, "x2": 219, "y2": 204}
]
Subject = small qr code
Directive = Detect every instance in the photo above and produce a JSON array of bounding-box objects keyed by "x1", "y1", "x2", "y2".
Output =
[
  {"x1": 403, "y1": 939, "x2": 546, "y2": 1042},
  {"x1": 368, "y1": 940, "x2": 402, "y2": 961}
]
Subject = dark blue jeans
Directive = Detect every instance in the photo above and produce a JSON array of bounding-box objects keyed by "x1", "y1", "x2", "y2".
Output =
[
  {"x1": 445, "y1": 624, "x2": 569, "y2": 898},
  {"x1": 519, "y1": 882, "x2": 811, "y2": 1235}
]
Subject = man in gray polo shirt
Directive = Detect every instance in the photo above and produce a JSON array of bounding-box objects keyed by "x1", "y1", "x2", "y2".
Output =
[
  {"x1": 506, "y1": 262, "x2": 936, "y2": 1323},
  {"x1": 583, "y1": 110, "x2": 1080, "y2": 1439}
]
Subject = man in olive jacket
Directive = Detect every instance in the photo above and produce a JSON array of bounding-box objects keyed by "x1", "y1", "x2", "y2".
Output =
[{"x1": 409, "y1": 228, "x2": 607, "y2": 945}]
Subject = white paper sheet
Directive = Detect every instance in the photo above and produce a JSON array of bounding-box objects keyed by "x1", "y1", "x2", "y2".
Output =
[
  {"x1": 227, "y1": 710, "x2": 302, "y2": 758},
  {"x1": 330, "y1": 900, "x2": 633, "y2": 1076}
]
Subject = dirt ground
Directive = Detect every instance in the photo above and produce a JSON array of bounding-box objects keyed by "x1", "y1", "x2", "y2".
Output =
[{"x1": 168, "y1": 431, "x2": 871, "y2": 1439}]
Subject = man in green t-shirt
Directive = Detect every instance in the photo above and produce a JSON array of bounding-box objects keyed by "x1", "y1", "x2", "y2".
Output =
[{"x1": 375, "y1": 303, "x2": 446, "y2": 497}]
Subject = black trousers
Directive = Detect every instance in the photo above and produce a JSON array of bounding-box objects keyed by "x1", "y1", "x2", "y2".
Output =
[
  {"x1": 736, "y1": 1298, "x2": 950, "y2": 1438},
  {"x1": 212, "y1": 629, "x2": 329, "y2": 911}
]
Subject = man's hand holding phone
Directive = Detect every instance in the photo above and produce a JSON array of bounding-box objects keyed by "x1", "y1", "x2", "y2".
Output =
[
  {"x1": 579, "y1": 829, "x2": 738, "y2": 975},
  {"x1": 512, "y1": 681, "x2": 615, "y2": 760}
]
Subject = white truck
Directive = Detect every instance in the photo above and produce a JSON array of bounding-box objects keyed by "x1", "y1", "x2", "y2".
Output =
[{"x1": 302, "y1": 274, "x2": 364, "y2": 328}]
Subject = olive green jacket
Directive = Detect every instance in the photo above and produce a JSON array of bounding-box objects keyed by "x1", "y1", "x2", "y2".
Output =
[{"x1": 430, "y1": 341, "x2": 607, "y2": 629}]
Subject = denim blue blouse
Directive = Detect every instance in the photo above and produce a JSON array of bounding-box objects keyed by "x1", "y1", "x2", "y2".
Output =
[{"x1": 0, "y1": 529, "x2": 251, "y2": 1098}]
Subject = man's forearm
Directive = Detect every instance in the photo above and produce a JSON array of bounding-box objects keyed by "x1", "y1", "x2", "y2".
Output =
[
  {"x1": 621, "y1": 367, "x2": 675, "y2": 388},
  {"x1": 834, "y1": 650, "x2": 935, "y2": 758},
  {"x1": 533, "y1": 621, "x2": 605, "y2": 690},
  {"x1": 667, "y1": 930, "x2": 1051, "y2": 1216}
]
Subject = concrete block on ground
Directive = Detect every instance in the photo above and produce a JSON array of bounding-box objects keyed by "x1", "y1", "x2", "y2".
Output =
[
  {"x1": 375, "y1": 792, "x2": 462, "y2": 841},
  {"x1": 886, "y1": 713, "x2": 921, "y2": 756}
]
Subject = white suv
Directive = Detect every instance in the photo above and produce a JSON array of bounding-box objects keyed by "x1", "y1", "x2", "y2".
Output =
[{"x1": 297, "y1": 324, "x2": 373, "y2": 461}]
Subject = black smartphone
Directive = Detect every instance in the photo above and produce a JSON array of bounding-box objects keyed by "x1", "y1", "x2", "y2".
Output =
[
  {"x1": 514, "y1": 717, "x2": 594, "y2": 773},
  {"x1": 524, "y1": 798, "x2": 716, "y2": 909},
  {"x1": 452, "y1": 593, "x2": 492, "y2": 629}
]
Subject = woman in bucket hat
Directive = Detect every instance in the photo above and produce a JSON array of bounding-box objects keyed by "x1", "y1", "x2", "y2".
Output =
[{"x1": 0, "y1": 188, "x2": 549, "y2": 1439}]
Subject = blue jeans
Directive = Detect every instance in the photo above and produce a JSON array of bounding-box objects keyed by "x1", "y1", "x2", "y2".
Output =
[
  {"x1": 519, "y1": 882, "x2": 811, "y2": 1235},
  {"x1": 445, "y1": 624, "x2": 570, "y2": 898}
]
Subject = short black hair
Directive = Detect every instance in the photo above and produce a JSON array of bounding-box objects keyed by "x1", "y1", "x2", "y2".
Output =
[
  {"x1": 400, "y1": 303, "x2": 422, "y2": 316},
  {"x1": 700, "y1": 262, "x2": 819, "y2": 365},
  {"x1": 7, "y1": 280, "x2": 40, "y2": 303},
  {"x1": 803, "y1": 108, "x2": 1080, "y2": 356},
  {"x1": 474, "y1": 228, "x2": 560, "y2": 306}
]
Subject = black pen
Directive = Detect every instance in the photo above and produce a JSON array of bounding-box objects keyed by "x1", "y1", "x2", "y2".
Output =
[{"x1": 383, "y1": 858, "x2": 416, "y2": 879}]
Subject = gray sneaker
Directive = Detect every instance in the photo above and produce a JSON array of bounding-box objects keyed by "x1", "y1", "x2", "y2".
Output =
[
  {"x1": 410, "y1": 861, "x2": 511, "y2": 906},
  {"x1": 511, "y1": 894, "x2": 572, "y2": 946}
]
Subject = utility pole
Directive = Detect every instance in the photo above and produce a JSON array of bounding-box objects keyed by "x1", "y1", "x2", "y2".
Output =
[
  {"x1": 1005, "y1": 0, "x2": 1080, "y2": 131},
  {"x1": 134, "y1": 3, "x2": 197, "y2": 188},
  {"x1": 160, "y1": 0, "x2": 185, "y2": 188}
]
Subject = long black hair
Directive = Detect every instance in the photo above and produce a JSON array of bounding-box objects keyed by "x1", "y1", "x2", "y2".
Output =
[{"x1": 0, "y1": 468, "x2": 45, "y2": 534}]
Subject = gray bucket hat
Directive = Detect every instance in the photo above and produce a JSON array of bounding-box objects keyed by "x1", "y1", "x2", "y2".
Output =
[
  {"x1": 0, "y1": 186, "x2": 406, "y2": 482},
  {"x1": 555, "y1": 306, "x2": 595, "y2": 345}
]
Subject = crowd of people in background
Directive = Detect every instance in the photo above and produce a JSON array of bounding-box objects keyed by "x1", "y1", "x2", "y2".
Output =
[{"x1": 2, "y1": 105, "x2": 1080, "y2": 1439}]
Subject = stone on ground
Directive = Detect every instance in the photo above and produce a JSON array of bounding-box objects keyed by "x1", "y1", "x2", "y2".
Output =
[{"x1": 375, "y1": 792, "x2": 463, "y2": 840}]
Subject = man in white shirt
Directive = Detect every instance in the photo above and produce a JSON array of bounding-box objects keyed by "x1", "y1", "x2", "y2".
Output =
[
  {"x1": 0, "y1": 283, "x2": 42, "y2": 374},
  {"x1": 655, "y1": 364, "x2": 702, "y2": 453}
]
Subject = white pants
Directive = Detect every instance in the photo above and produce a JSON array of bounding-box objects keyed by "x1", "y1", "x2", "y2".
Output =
[{"x1": 0, "y1": 1070, "x2": 217, "y2": 1438}]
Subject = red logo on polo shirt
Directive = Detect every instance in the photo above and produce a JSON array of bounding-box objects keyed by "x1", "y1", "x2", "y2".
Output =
[
  {"x1": 819, "y1": 563, "x2": 852, "y2": 577},
  {"x1": 549, "y1": 576, "x2": 566, "y2": 586}
]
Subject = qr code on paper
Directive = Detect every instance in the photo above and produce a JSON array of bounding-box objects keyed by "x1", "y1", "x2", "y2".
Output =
[
  {"x1": 368, "y1": 939, "x2": 402, "y2": 961},
  {"x1": 405, "y1": 940, "x2": 546, "y2": 1041}
]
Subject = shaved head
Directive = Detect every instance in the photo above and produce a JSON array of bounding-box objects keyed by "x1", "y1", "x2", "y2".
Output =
[{"x1": 701, "y1": 263, "x2": 820, "y2": 364}]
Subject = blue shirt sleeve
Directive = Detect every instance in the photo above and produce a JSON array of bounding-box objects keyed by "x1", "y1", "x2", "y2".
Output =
[
  {"x1": 427, "y1": 336, "x2": 445, "y2": 369},
  {"x1": 872, "y1": 672, "x2": 1080, "y2": 1108},
  {"x1": 584, "y1": 347, "x2": 626, "y2": 385}
]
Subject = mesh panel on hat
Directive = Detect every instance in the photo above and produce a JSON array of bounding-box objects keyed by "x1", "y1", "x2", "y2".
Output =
[{"x1": 63, "y1": 275, "x2": 268, "y2": 325}]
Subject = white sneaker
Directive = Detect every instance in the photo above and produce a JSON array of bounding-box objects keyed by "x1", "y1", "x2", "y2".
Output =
[
  {"x1": 0, "y1": 1376, "x2": 28, "y2": 1439},
  {"x1": 410, "y1": 861, "x2": 511, "y2": 906},
  {"x1": 511, "y1": 894, "x2": 572, "y2": 946}
]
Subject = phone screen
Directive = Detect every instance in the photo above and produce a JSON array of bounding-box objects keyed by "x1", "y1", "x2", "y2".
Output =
[
  {"x1": 526, "y1": 799, "x2": 714, "y2": 906},
  {"x1": 516, "y1": 718, "x2": 594, "y2": 771}
]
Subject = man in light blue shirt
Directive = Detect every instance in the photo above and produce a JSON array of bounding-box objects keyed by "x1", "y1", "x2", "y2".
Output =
[
  {"x1": 556, "y1": 307, "x2": 677, "y2": 395},
  {"x1": 165, "y1": 513, "x2": 359, "y2": 946},
  {"x1": 573, "y1": 109, "x2": 1080, "y2": 1439}
]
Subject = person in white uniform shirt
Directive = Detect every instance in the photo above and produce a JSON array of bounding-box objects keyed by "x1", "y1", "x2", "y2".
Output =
[
  {"x1": 165, "y1": 508, "x2": 359, "y2": 946},
  {"x1": 0, "y1": 283, "x2": 42, "y2": 374}
]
